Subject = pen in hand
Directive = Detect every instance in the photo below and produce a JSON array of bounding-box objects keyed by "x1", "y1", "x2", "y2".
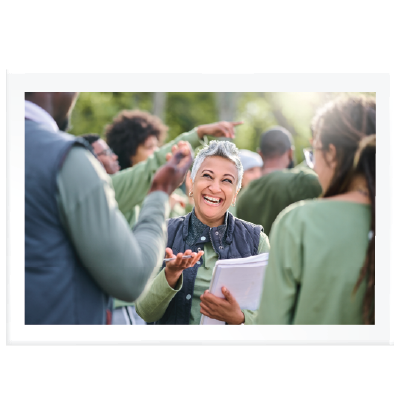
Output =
[{"x1": 163, "y1": 255, "x2": 193, "y2": 262}]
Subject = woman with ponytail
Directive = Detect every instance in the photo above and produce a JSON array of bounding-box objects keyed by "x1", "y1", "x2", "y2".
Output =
[{"x1": 257, "y1": 95, "x2": 376, "y2": 325}]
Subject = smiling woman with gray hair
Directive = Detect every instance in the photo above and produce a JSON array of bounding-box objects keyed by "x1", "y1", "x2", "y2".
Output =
[{"x1": 135, "y1": 140, "x2": 270, "y2": 325}]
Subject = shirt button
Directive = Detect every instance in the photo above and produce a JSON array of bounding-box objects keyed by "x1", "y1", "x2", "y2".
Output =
[
  {"x1": 201, "y1": 236, "x2": 206, "y2": 241},
  {"x1": 215, "y1": 232, "x2": 219, "y2": 235},
  {"x1": 197, "y1": 261, "x2": 201, "y2": 264},
  {"x1": 219, "y1": 246, "x2": 223, "y2": 250},
  {"x1": 186, "y1": 294, "x2": 191, "y2": 300},
  {"x1": 198, "y1": 248, "x2": 202, "y2": 252}
]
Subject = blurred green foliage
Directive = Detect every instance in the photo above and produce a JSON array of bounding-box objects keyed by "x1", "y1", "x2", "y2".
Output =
[
  {"x1": 70, "y1": 92, "x2": 375, "y2": 164},
  {"x1": 69, "y1": 92, "x2": 153, "y2": 137},
  {"x1": 164, "y1": 92, "x2": 218, "y2": 137}
]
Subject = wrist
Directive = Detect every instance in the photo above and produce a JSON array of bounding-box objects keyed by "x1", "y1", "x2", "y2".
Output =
[
  {"x1": 164, "y1": 268, "x2": 182, "y2": 289},
  {"x1": 149, "y1": 182, "x2": 173, "y2": 196},
  {"x1": 234, "y1": 311, "x2": 245, "y2": 325},
  {"x1": 227, "y1": 311, "x2": 245, "y2": 325},
  {"x1": 196, "y1": 125, "x2": 206, "y2": 140}
]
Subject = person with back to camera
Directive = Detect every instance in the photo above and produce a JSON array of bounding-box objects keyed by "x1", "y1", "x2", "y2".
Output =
[
  {"x1": 236, "y1": 126, "x2": 322, "y2": 236},
  {"x1": 257, "y1": 95, "x2": 376, "y2": 325},
  {"x1": 80, "y1": 133, "x2": 193, "y2": 325},
  {"x1": 24, "y1": 92, "x2": 193, "y2": 325},
  {"x1": 135, "y1": 140, "x2": 270, "y2": 325}
]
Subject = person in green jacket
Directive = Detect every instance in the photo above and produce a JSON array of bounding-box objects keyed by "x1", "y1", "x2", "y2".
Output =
[
  {"x1": 103, "y1": 110, "x2": 190, "y2": 220},
  {"x1": 257, "y1": 95, "x2": 376, "y2": 325},
  {"x1": 236, "y1": 126, "x2": 322, "y2": 236}
]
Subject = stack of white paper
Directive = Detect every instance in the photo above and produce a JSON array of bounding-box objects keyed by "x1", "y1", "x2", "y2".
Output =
[{"x1": 200, "y1": 252, "x2": 269, "y2": 325}]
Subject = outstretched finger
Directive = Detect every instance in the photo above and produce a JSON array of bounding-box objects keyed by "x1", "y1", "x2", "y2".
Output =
[
  {"x1": 165, "y1": 247, "x2": 174, "y2": 258},
  {"x1": 182, "y1": 249, "x2": 194, "y2": 265},
  {"x1": 232, "y1": 121, "x2": 244, "y2": 126},
  {"x1": 222, "y1": 126, "x2": 232, "y2": 138},
  {"x1": 190, "y1": 250, "x2": 204, "y2": 267},
  {"x1": 174, "y1": 249, "x2": 193, "y2": 268},
  {"x1": 182, "y1": 252, "x2": 197, "y2": 269},
  {"x1": 171, "y1": 252, "x2": 187, "y2": 267}
]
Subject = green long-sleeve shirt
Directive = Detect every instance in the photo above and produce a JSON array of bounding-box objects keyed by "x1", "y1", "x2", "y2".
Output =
[
  {"x1": 256, "y1": 199, "x2": 371, "y2": 325},
  {"x1": 111, "y1": 128, "x2": 204, "y2": 228},
  {"x1": 56, "y1": 146, "x2": 170, "y2": 303},
  {"x1": 135, "y1": 232, "x2": 270, "y2": 325}
]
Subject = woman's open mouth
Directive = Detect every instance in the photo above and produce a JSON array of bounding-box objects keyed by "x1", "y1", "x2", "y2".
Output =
[{"x1": 202, "y1": 195, "x2": 223, "y2": 207}]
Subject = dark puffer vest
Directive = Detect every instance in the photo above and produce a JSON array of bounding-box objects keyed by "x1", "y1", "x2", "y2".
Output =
[
  {"x1": 156, "y1": 211, "x2": 262, "y2": 325},
  {"x1": 25, "y1": 119, "x2": 110, "y2": 324}
]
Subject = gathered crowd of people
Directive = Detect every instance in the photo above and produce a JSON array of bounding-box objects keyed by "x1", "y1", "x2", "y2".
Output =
[{"x1": 24, "y1": 92, "x2": 376, "y2": 325}]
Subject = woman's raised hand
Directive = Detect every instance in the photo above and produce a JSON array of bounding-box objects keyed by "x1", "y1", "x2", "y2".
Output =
[{"x1": 164, "y1": 247, "x2": 204, "y2": 289}]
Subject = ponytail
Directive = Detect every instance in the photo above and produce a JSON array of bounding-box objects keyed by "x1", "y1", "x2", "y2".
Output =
[{"x1": 353, "y1": 134, "x2": 376, "y2": 324}]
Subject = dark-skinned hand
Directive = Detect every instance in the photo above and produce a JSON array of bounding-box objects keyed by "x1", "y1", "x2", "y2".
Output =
[
  {"x1": 200, "y1": 286, "x2": 245, "y2": 325},
  {"x1": 164, "y1": 248, "x2": 204, "y2": 289},
  {"x1": 149, "y1": 143, "x2": 193, "y2": 196}
]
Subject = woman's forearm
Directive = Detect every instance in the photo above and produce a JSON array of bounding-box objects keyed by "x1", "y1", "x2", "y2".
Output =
[{"x1": 135, "y1": 269, "x2": 183, "y2": 323}]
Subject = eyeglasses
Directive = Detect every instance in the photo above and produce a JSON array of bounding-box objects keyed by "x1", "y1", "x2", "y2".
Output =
[
  {"x1": 303, "y1": 146, "x2": 323, "y2": 169},
  {"x1": 96, "y1": 148, "x2": 115, "y2": 157},
  {"x1": 303, "y1": 148, "x2": 314, "y2": 169}
]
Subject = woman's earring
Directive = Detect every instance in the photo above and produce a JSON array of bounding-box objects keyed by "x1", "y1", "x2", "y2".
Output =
[{"x1": 189, "y1": 191, "x2": 193, "y2": 197}]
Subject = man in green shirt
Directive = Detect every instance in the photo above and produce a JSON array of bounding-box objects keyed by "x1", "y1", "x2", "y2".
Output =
[{"x1": 236, "y1": 126, "x2": 322, "y2": 236}]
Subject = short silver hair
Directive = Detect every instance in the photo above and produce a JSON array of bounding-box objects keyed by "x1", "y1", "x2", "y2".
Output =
[{"x1": 190, "y1": 140, "x2": 243, "y2": 189}]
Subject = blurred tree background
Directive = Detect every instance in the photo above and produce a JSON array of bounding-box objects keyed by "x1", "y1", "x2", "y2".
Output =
[{"x1": 70, "y1": 92, "x2": 375, "y2": 164}]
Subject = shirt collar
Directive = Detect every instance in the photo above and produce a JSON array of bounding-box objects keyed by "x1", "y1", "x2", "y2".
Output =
[
  {"x1": 186, "y1": 208, "x2": 229, "y2": 246},
  {"x1": 25, "y1": 100, "x2": 59, "y2": 133}
]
